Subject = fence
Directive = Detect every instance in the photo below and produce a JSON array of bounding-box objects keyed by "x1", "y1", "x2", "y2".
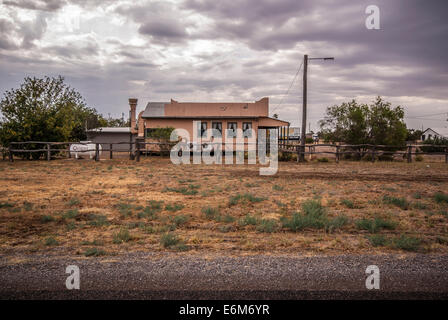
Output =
[{"x1": 4, "y1": 141, "x2": 448, "y2": 163}]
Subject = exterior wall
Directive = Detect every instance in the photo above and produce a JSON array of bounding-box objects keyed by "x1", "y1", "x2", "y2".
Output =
[
  {"x1": 164, "y1": 97, "x2": 269, "y2": 117},
  {"x1": 86, "y1": 132, "x2": 135, "y2": 151}
]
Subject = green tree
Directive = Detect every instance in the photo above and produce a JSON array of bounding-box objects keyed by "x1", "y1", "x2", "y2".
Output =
[
  {"x1": 0, "y1": 76, "x2": 104, "y2": 144},
  {"x1": 320, "y1": 97, "x2": 408, "y2": 156}
]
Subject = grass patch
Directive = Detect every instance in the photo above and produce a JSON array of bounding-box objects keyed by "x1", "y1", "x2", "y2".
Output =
[
  {"x1": 434, "y1": 192, "x2": 448, "y2": 204},
  {"x1": 84, "y1": 247, "x2": 107, "y2": 257},
  {"x1": 165, "y1": 203, "x2": 184, "y2": 212},
  {"x1": 391, "y1": 235, "x2": 421, "y2": 252},
  {"x1": 272, "y1": 185, "x2": 284, "y2": 191},
  {"x1": 160, "y1": 233, "x2": 189, "y2": 251},
  {"x1": 163, "y1": 184, "x2": 199, "y2": 195},
  {"x1": 67, "y1": 198, "x2": 80, "y2": 207},
  {"x1": 256, "y1": 219, "x2": 279, "y2": 233},
  {"x1": 44, "y1": 237, "x2": 58, "y2": 246},
  {"x1": 112, "y1": 228, "x2": 131, "y2": 244},
  {"x1": 41, "y1": 215, "x2": 55, "y2": 223},
  {"x1": 87, "y1": 214, "x2": 109, "y2": 227},
  {"x1": 340, "y1": 199, "x2": 355, "y2": 209},
  {"x1": 366, "y1": 234, "x2": 388, "y2": 247},
  {"x1": 172, "y1": 215, "x2": 189, "y2": 227},
  {"x1": 239, "y1": 214, "x2": 258, "y2": 226},
  {"x1": 355, "y1": 217, "x2": 397, "y2": 233},
  {"x1": 382, "y1": 195, "x2": 409, "y2": 210},
  {"x1": 62, "y1": 209, "x2": 79, "y2": 220},
  {"x1": 229, "y1": 193, "x2": 267, "y2": 206},
  {"x1": 202, "y1": 206, "x2": 220, "y2": 220}
]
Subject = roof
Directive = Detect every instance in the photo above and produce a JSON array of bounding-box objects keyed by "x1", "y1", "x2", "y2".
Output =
[
  {"x1": 141, "y1": 102, "x2": 168, "y2": 118},
  {"x1": 87, "y1": 127, "x2": 131, "y2": 133}
]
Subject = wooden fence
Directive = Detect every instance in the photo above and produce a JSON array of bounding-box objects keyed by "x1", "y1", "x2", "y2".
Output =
[{"x1": 4, "y1": 140, "x2": 448, "y2": 163}]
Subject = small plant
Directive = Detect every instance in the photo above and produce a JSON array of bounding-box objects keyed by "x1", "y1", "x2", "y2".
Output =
[
  {"x1": 173, "y1": 215, "x2": 188, "y2": 226},
  {"x1": 113, "y1": 228, "x2": 131, "y2": 244},
  {"x1": 317, "y1": 157, "x2": 329, "y2": 162},
  {"x1": 239, "y1": 214, "x2": 258, "y2": 226},
  {"x1": 67, "y1": 198, "x2": 80, "y2": 207},
  {"x1": 326, "y1": 215, "x2": 349, "y2": 232},
  {"x1": 434, "y1": 192, "x2": 448, "y2": 204},
  {"x1": 62, "y1": 209, "x2": 79, "y2": 219},
  {"x1": 66, "y1": 221, "x2": 76, "y2": 231},
  {"x1": 160, "y1": 232, "x2": 189, "y2": 251},
  {"x1": 165, "y1": 203, "x2": 184, "y2": 212},
  {"x1": 282, "y1": 200, "x2": 328, "y2": 231},
  {"x1": 229, "y1": 193, "x2": 266, "y2": 206},
  {"x1": 392, "y1": 235, "x2": 421, "y2": 252},
  {"x1": 272, "y1": 185, "x2": 284, "y2": 191},
  {"x1": 367, "y1": 234, "x2": 388, "y2": 247},
  {"x1": 41, "y1": 215, "x2": 55, "y2": 223},
  {"x1": 84, "y1": 247, "x2": 106, "y2": 257},
  {"x1": 382, "y1": 195, "x2": 409, "y2": 210},
  {"x1": 23, "y1": 201, "x2": 33, "y2": 211},
  {"x1": 87, "y1": 214, "x2": 109, "y2": 227},
  {"x1": 340, "y1": 199, "x2": 355, "y2": 209},
  {"x1": 202, "y1": 206, "x2": 220, "y2": 219},
  {"x1": 355, "y1": 217, "x2": 396, "y2": 233},
  {"x1": 256, "y1": 219, "x2": 279, "y2": 233},
  {"x1": 220, "y1": 214, "x2": 236, "y2": 223},
  {"x1": 44, "y1": 237, "x2": 58, "y2": 246}
]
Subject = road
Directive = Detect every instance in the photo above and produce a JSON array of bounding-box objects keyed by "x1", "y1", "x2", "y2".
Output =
[{"x1": 1, "y1": 252, "x2": 447, "y2": 299}]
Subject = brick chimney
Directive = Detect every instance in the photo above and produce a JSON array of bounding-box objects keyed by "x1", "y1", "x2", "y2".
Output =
[{"x1": 129, "y1": 98, "x2": 138, "y2": 133}]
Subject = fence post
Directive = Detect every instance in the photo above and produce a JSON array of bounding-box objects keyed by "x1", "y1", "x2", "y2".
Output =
[
  {"x1": 8, "y1": 145, "x2": 13, "y2": 162},
  {"x1": 407, "y1": 145, "x2": 412, "y2": 163},
  {"x1": 371, "y1": 146, "x2": 375, "y2": 163},
  {"x1": 136, "y1": 140, "x2": 140, "y2": 162},
  {"x1": 46, "y1": 143, "x2": 51, "y2": 161},
  {"x1": 445, "y1": 146, "x2": 448, "y2": 164},
  {"x1": 296, "y1": 144, "x2": 300, "y2": 162},
  {"x1": 336, "y1": 145, "x2": 340, "y2": 163},
  {"x1": 110, "y1": 143, "x2": 113, "y2": 159},
  {"x1": 67, "y1": 143, "x2": 71, "y2": 158},
  {"x1": 95, "y1": 143, "x2": 99, "y2": 161}
]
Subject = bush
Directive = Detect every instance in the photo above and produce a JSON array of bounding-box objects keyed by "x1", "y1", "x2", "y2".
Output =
[
  {"x1": 41, "y1": 215, "x2": 55, "y2": 223},
  {"x1": 326, "y1": 215, "x2": 349, "y2": 232},
  {"x1": 160, "y1": 233, "x2": 189, "y2": 251},
  {"x1": 317, "y1": 157, "x2": 329, "y2": 163},
  {"x1": 434, "y1": 192, "x2": 448, "y2": 204},
  {"x1": 392, "y1": 235, "x2": 421, "y2": 252},
  {"x1": 367, "y1": 234, "x2": 388, "y2": 247},
  {"x1": 165, "y1": 203, "x2": 184, "y2": 212},
  {"x1": 173, "y1": 215, "x2": 188, "y2": 226},
  {"x1": 282, "y1": 200, "x2": 328, "y2": 231},
  {"x1": 256, "y1": 219, "x2": 279, "y2": 233},
  {"x1": 202, "y1": 207, "x2": 220, "y2": 219},
  {"x1": 113, "y1": 228, "x2": 131, "y2": 244},
  {"x1": 382, "y1": 195, "x2": 409, "y2": 210},
  {"x1": 356, "y1": 217, "x2": 396, "y2": 233},
  {"x1": 239, "y1": 214, "x2": 258, "y2": 226}
]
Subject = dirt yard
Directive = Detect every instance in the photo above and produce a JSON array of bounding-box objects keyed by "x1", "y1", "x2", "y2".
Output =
[{"x1": 1, "y1": 158, "x2": 448, "y2": 257}]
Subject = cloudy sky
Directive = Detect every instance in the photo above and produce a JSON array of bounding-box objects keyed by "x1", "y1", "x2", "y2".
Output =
[{"x1": 0, "y1": 0, "x2": 447, "y2": 132}]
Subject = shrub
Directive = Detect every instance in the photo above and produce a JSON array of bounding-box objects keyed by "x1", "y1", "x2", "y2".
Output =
[
  {"x1": 282, "y1": 200, "x2": 328, "y2": 231},
  {"x1": 355, "y1": 217, "x2": 397, "y2": 233},
  {"x1": 160, "y1": 233, "x2": 189, "y2": 251},
  {"x1": 229, "y1": 193, "x2": 266, "y2": 206},
  {"x1": 62, "y1": 209, "x2": 79, "y2": 219},
  {"x1": 239, "y1": 214, "x2": 258, "y2": 226},
  {"x1": 382, "y1": 195, "x2": 409, "y2": 210},
  {"x1": 392, "y1": 235, "x2": 421, "y2": 252},
  {"x1": 87, "y1": 214, "x2": 109, "y2": 227},
  {"x1": 113, "y1": 228, "x2": 131, "y2": 244},
  {"x1": 202, "y1": 206, "x2": 220, "y2": 219},
  {"x1": 44, "y1": 237, "x2": 58, "y2": 246},
  {"x1": 326, "y1": 215, "x2": 349, "y2": 232},
  {"x1": 434, "y1": 192, "x2": 448, "y2": 204},
  {"x1": 165, "y1": 203, "x2": 184, "y2": 212},
  {"x1": 41, "y1": 215, "x2": 55, "y2": 223},
  {"x1": 317, "y1": 157, "x2": 329, "y2": 163},
  {"x1": 367, "y1": 234, "x2": 388, "y2": 247},
  {"x1": 219, "y1": 214, "x2": 236, "y2": 223},
  {"x1": 173, "y1": 215, "x2": 188, "y2": 226},
  {"x1": 256, "y1": 219, "x2": 279, "y2": 233},
  {"x1": 340, "y1": 199, "x2": 355, "y2": 209},
  {"x1": 84, "y1": 247, "x2": 106, "y2": 257}
]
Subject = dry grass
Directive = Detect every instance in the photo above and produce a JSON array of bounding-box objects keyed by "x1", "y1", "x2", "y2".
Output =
[{"x1": 1, "y1": 158, "x2": 448, "y2": 256}]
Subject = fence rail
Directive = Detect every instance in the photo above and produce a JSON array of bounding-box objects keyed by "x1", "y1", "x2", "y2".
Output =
[{"x1": 4, "y1": 141, "x2": 448, "y2": 163}]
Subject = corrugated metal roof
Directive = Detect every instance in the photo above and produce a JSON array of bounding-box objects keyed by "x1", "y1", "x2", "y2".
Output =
[
  {"x1": 141, "y1": 102, "x2": 168, "y2": 118},
  {"x1": 87, "y1": 127, "x2": 131, "y2": 133}
]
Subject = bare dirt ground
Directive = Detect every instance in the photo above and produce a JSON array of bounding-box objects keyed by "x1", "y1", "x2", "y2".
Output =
[{"x1": 1, "y1": 157, "x2": 448, "y2": 257}]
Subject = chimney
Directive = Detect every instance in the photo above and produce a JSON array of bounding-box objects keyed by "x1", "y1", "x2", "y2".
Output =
[{"x1": 129, "y1": 98, "x2": 138, "y2": 133}]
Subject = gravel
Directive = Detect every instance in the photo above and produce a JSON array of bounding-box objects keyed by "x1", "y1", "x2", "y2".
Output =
[{"x1": 1, "y1": 252, "x2": 447, "y2": 299}]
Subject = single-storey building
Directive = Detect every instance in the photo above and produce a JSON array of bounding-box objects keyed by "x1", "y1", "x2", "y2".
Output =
[
  {"x1": 421, "y1": 128, "x2": 447, "y2": 141},
  {"x1": 130, "y1": 97, "x2": 289, "y2": 145},
  {"x1": 86, "y1": 127, "x2": 135, "y2": 151}
]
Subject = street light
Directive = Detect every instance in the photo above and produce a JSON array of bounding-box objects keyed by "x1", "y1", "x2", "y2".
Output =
[{"x1": 299, "y1": 55, "x2": 335, "y2": 162}]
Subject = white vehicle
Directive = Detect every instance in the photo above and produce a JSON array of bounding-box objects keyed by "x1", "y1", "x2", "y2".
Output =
[{"x1": 70, "y1": 141, "x2": 102, "y2": 159}]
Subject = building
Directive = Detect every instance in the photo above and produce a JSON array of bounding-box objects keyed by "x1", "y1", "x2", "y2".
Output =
[
  {"x1": 86, "y1": 127, "x2": 135, "y2": 152},
  {"x1": 131, "y1": 97, "x2": 290, "y2": 146},
  {"x1": 421, "y1": 128, "x2": 447, "y2": 141}
]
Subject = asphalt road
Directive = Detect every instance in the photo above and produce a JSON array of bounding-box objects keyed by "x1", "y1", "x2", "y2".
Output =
[{"x1": 1, "y1": 252, "x2": 447, "y2": 299}]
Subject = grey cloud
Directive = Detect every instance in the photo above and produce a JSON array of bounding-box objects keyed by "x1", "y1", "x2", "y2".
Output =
[
  {"x1": 2, "y1": 0, "x2": 66, "y2": 11},
  {"x1": 139, "y1": 20, "x2": 188, "y2": 40}
]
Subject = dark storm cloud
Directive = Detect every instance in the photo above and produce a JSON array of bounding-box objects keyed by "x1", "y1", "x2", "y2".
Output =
[{"x1": 139, "y1": 20, "x2": 188, "y2": 40}]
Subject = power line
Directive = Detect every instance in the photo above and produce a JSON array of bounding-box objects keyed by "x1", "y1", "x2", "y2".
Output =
[{"x1": 271, "y1": 61, "x2": 303, "y2": 114}]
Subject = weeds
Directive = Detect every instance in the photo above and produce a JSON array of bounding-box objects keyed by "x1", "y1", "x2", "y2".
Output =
[
  {"x1": 229, "y1": 193, "x2": 266, "y2": 206},
  {"x1": 160, "y1": 233, "x2": 189, "y2": 251},
  {"x1": 256, "y1": 219, "x2": 279, "y2": 233},
  {"x1": 113, "y1": 228, "x2": 131, "y2": 244},
  {"x1": 355, "y1": 217, "x2": 397, "y2": 233},
  {"x1": 239, "y1": 214, "x2": 258, "y2": 226},
  {"x1": 382, "y1": 195, "x2": 409, "y2": 210},
  {"x1": 165, "y1": 203, "x2": 184, "y2": 212},
  {"x1": 434, "y1": 192, "x2": 448, "y2": 204}
]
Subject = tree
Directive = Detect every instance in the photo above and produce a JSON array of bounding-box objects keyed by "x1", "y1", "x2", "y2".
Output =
[
  {"x1": 0, "y1": 76, "x2": 104, "y2": 143},
  {"x1": 406, "y1": 129, "x2": 423, "y2": 142},
  {"x1": 0, "y1": 76, "x2": 104, "y2": 159},
  {"x1": 319, "y1": 97, "x2": 408, "y2": 156}
]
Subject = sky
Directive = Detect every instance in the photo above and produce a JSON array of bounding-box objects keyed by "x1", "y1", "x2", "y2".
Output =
[{"x1": 0, "y1": 0, "x2": 447, "y2": 133}]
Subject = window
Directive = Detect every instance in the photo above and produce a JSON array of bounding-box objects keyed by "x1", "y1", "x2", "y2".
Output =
[
  {"x1": 243, "y1": 122, "x2": 252, "y2": 138},
  {"x1": 227, "y1": 122, "x2": 237, "y2": 138},
  {"x1": 212, "y1": 122, "x2": 222, "y2": 136},
  {"x1": 199, "y1": 121, "x2": 207, "y2": 138}
]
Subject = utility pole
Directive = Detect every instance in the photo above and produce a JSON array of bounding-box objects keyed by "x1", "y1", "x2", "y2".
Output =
[
  {"x1": 299, "y1": 54, "x2": 334, "y2": 162},
  {"x1": 299, "y1": 54, "x2": 308, "y2": 162}
]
